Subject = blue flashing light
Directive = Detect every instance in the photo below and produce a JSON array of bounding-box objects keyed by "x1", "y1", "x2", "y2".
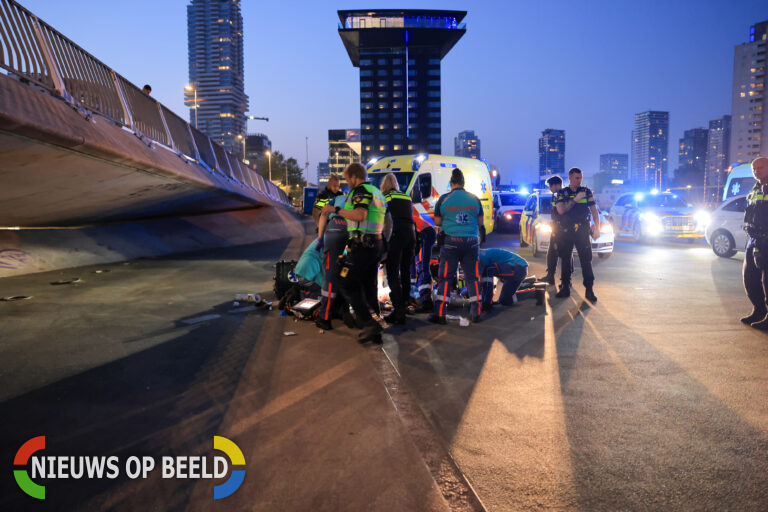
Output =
[
  {"x1": 634, "y1": 193, "x2": 645, "y2": 202},
  {"x1": 412, "y1": 153, "x2": 428, "y2": 171},
  {"x1": 519, "y1": 187, "x2": 530, "y2": 195},
  {"x1": 650, "y1": 189, "x2": 659, "y2": 195}
]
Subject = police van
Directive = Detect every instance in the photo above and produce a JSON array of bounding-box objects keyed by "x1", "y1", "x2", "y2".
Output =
[
  {"x1": 519, "y1": 190, "x2": 615, "y2": 258},
  {"x1": 367, "y1": 154, "x2": 495, "y2": 234}
]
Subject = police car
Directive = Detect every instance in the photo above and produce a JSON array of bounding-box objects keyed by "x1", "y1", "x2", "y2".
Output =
[
  {"x1": 607, "y1": 191, "x2": 710, "y2": 242},
  {"x1": 519, "y1": 190, "x2": 615, "y2": 258},
  {"x1": 705, "y1": 194, "x2": 748, "y2": 258}
]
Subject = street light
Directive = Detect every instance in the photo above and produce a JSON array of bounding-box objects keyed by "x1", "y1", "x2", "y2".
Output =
[
  {"x1": 265, "y1": 150, "x2": 272, "y2": 182},
  {"x1": 236, "y1": 134, "x2": 246, "y2": 162},
  {"x1": 184, "y1": 84, "x2": 197, "y2": 127}
]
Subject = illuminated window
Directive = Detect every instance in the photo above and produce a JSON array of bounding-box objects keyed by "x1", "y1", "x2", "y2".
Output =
[
  {"x1": 362, "y1": 103, "x2": 373, "y2": 110},
  {"x1": 365, "y1": 145, "x2": 372, "y2": 151},
  {"x1": 379, "y1": 124, "x2": 388, "y2": 130},
  {"x1": 377, "y1": 80, "x2": 388, "y2": 87},
  {"x1": 393, "y1": 124, "x2": 401, "y2": 130},
  {"x1": 392, "y1": 91, "x2": 403, "y2": 98},
  {"x1": 393, "y1": 145, "x2": 402, "y2": 150},
  {"x1": 407, "y1": 145, "x2": 415, "y2": 150},
  {"x1": 393, "y1": 102, "x2": 402, "y2": 109},
  {"x1": 379, "y1": 145, "x2": 388, "y2": 151},
  {"x1": 741, "y1": 92, "x2": 747, "y2": 97},
  {"x1": 363, "y1": 124, "x2": 373, "y2": 130},
  {"x1": 392, "y1": 80, "x2": 403, "y2": 87},
  {"x1": 378, "y1": 102, "x2": 388, "y2": 109},
  {"x1": 378, "y1": 91, "x2": 388, "y2": 98}
]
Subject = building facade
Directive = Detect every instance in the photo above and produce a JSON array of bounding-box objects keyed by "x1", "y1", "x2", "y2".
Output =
[
  {"x1": 244, "y1": 133, "x2": 271, "y2": 166},
  {"x1": 454, "y1": 130, "x2": 481, "y2": 159},
  {"x1": 538, "y1": 129, "x2": 565, "y2": 184},
  {"x1": 730, "y1": 20, "x2": 768, "y2": 165},
  {"x1": 631, "y1": 111, "x2": 669, "y2": 189},
  {"x1": 678, "y1": 127, "x2": 708, "y2": 181},
  {"x1": 186, "y1": 0, "x2": 249, "y2": 154},
  {"x1": 599, "y1": 153, "x2": 629, "y2": 179},
  {"x1": 316, "y1": 162, "x2": 330, "y2": 186},
  {"x1": 704, "y1": 115, "x2": 732, "y2": 203},
  {"x1": 328, "y1": 129, "x2": 362, "y2": 179},
  {"x1": 337, "y1": 10, "x2": 467, "y2": 162}
]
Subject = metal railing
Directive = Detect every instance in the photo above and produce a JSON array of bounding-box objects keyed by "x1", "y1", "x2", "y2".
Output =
[{"x1": 0, "y1": 0, "x2": 288, "y2": 205}]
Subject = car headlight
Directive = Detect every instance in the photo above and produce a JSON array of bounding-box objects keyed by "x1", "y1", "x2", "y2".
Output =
[
  {"x1": 640, "y1": 212, "x2": 663, "y2": 235},
  {"x1": 536, "y1": 223, "x2": 552, "y2": 233},
  {"x1": 695, "y1": 210, "x2": 711, "y2": 230},
  {"x1": 505, "y1": 213, "x2": 512, "y2": 220},
  {"x1": 600, "y1": 223, "x2": 613, "y2": 234}
]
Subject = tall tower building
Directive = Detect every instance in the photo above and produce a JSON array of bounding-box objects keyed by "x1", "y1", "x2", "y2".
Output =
[
  {"x1": 328, "y1": 129, "x2": 362, "y2": 179},
  {"x1": 678, "y1": 127, "x2": 708, "y2": 180},
  {"x1": 538, "y1": 129, "x2": 565, "y2": 184},
  {"x1": 730, "y1": 20, "x2": 768, "y2": 164},
  {"x1": 704, "y1": 115, "x2": 732, "y2": 203},
  {"x1": 599, "y1": 154, "x2": 628, "y2": 179},
  {"x1": 337, "y1": 10, "x2": 467, "y2": 162},
  {"x1": 454, "y1": 130, "x2": 481, "y2": 159},
  {"x1": 187, "y1": 0, "x2": 249, "y2": 154},
  {"x1": 631, "y1": 111, "x2": 669, "y2": 189}
]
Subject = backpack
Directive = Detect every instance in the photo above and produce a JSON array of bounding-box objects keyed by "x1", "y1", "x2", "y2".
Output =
[{"x1": 274, "y1": 260, "x2": 299, "y2": 300}]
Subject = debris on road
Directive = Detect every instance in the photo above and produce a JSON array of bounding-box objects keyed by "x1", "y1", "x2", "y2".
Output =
[
  {"x1": 50, "y1": 278, "x2": 81, "y2": 285},
  {"x1": 283, "y1": 331, "x2": 297, "y2": 336}
]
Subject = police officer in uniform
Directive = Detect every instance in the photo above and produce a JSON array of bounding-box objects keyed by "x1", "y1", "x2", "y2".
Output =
[
  {"x1": 430, "y1": 168, "x2": 485, "y2": 324},
  {"x1": 542, "y1": 175, "x2": 571, "y2": 286},
  {"x1": 554, "y1": 167, "x2": 600, "y2": 302},
  {"x1": 313, "y1": 175, "x2": 342, "y2": 226},
  {"x1": 321, "y1": 163, "x2": 387, "y2": 343},
  {"x1": 741, "y1": 157, "x2": 768, "y2": 328},
  {"x1": 381, "y1": 173, "x2": 416, "y2": 325},
  {"x1": 315, "y1": 193, "x2": 349, "y2": 330}
]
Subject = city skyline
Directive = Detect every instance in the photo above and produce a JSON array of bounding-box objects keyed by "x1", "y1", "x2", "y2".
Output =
[{"x1": 17, "y1": 0, "x2": 767, "y2": 185}]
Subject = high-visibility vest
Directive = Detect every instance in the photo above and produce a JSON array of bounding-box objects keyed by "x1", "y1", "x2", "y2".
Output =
[{"x1": 344, "y1": 183, "x2": 386, "y2": 235}]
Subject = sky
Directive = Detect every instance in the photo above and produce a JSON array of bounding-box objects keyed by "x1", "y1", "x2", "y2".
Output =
[{"x1": 19, "y1": 0, "x2": 768, "y2": 185}]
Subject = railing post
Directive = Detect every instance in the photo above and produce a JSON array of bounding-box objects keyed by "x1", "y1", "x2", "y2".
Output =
[
  {"x1": 29, "y1": 15, "x2": 67, "y2": 99},
  {"x1": 111, "y1": 71, "x2": 134, "y2": 129},
  {"x1": 156, "y1": 104, "x2": 175, "y2": 152},
  {"x1": 186, "y1": 125, "x2": 202, "y2": 164}
]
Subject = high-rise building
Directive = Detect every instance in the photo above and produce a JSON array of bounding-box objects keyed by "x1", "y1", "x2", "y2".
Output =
[
  {"x1": 730, "y1": 20, "x2": 768, "y2": 165},
  {"x1": 245, "y1": 133, "x2": 271, "y2": 159},
  {"x1": 538, "y1": 129, "x2": 565, "y2": 184},
  {"x1": 337, "y1": 10, "x2": 467, "y2": 162},
  {"x1": 328, "y1": 129, "x2": 362, "y2": 179},
  {"x1": 678, "y1": 127, "x2": 708, "y2": 179},
  {"x1": 317, "y1": 162, "x2": 330, "y2": 186},
  {"x1": 704, "y1": 115, "x2": 732, "y2": 203},
  {"x1": 599, "y1": 153, "x2": 629, "y2": 179},
  {"x1": 454, "y1": 130, "x2": 481, "y2": 159},
  {"x1": 631, "y1": 111, "x2": 669, "y2": 188},
  {"x1": 186, "y1": 0, "x2": 249, "y2": 154}
]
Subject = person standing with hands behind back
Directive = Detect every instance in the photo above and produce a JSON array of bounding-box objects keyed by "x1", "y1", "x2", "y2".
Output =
[
  {"x1": 430, "y1": 168, "x2": 484, "y2": 324},
  {"x1": 740, "y1": 157, "x2": 768, "y2": 329},
  {"x1": 381, "y1": 173, "x2": 416, "y2": 325},
  {"x1": 554, "y1": 167, "x2": 600, "y2": 302}
]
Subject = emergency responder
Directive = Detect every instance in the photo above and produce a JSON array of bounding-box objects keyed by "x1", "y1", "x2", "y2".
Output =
[
  {"x1": 740, "y1": 156, "x2": 768, "y2": 329},
  {"x1": 312, "y1": 175, "x2": 342, "y2": 226},
  {"x1": 430, "y1": 168, "x2": 485, "y2": 324},
  {"x1": 554, "y1": 167, "x2": 600, "y2": 302},
  {"x1": 542, "y1": 175, "x2": 570, "y2": 285},
  {"x1": 321, "y1": 163, "x2": 387, "y2": 343},
  {"x1": 478, "y1": 248, "x2": 528, "y2": 312},
  {"x1": 315, "y1": 193, "x2": 349, "y2": 330},
  {"x1": 381, "y1": 173, "x2": 416, "y2": 325},
  {"x1": 413, "y1": 225, "x2": 437, "y2": 312}
]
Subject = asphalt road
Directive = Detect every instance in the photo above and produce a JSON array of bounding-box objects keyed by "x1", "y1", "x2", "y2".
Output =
[
  {"x1": 384, "y1": 231, "x2": 768, "y2": 511},
  {"x1": 1, "y1": 228, "x2": 767, "y2": 511}
]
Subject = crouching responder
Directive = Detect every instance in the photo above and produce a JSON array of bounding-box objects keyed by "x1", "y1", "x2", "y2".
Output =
[
  {"x1": 478, "y1": 248, "x2": 529, "y2": 313},
  {"x1": 321, "y1": 163, "x2": 387, "y2": 343},
  {"x1": 315, "y1": 193, "x2": 349, "y2": 330},
  {"x1": 741, "y1": 156, "x2": 768, "y2": 329}
]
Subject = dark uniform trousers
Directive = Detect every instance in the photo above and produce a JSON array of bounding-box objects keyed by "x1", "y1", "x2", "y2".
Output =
[
  {"x1": 415, "y1": 226, "x2": 436, "y2": 301},
  {"x1": 318, "y1": 217, "x2": 348, "y2": 322},
  {"x1": 558, "y1": 224, "x2": 594, "y2": 288},
  {"x1": 386, "y1": 227, "x2": 416, "y2": 314},
  {"x1": 744, "y1": 239, "x2": 768, "y2": 316},
  {"x1": 547, "y1": 228, "x2": 573, "y2": 279},
  {"x1": 341, "y1": 238, "x2": 383, "y2": 326}
]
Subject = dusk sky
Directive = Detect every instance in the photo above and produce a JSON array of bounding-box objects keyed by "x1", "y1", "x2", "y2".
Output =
[{"x1": 21, "y1": 0, "x2": 767, "y2": 185}]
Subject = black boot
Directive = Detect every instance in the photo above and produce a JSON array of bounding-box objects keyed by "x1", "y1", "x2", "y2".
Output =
[
  {"x1": 358, "y1": 322, "x2": 383, "y2": 344},
  {"x1": 555, "y1": 286, "x2": 570, "y2": 298},
  {"x1": 413, "y1": 298, "x2": 434, "y2": 313},
  {"x1": 542, "y1": 273, "x2": 556, "y2": 285},
  {"x1": 585, "y1": 286, "x2": 598, "y2": 303},
  {"x1": 427, "y1": 313, "x2": 447, "y2": 325},
  {"x1": 384, "y1": 310, "x2": 406, "y2": 325},
  {"x1": 741, "y1": 309, "x2": 767, "y2": 325},
  {"x1": 315, "y1": 318, "x2": 333, "y2": 330}
]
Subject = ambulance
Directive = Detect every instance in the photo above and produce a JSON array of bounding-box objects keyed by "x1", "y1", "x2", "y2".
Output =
[{"x1": 367, "y1": 154, "x2": 495, "y2": 234}]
